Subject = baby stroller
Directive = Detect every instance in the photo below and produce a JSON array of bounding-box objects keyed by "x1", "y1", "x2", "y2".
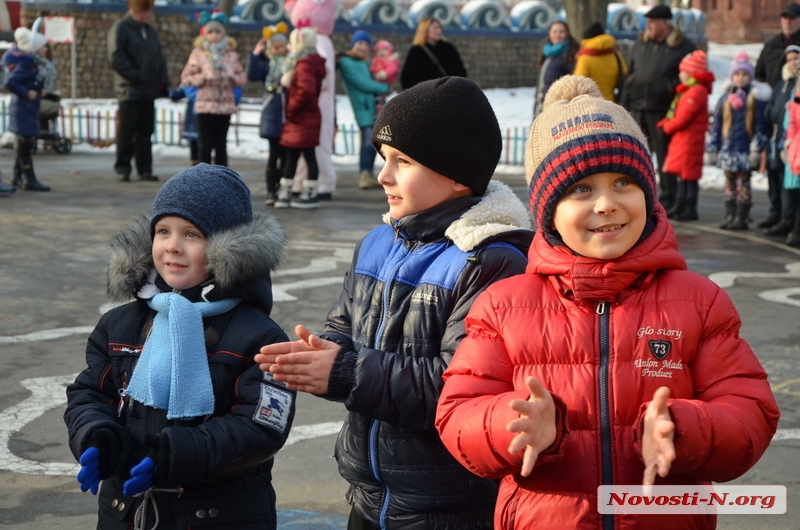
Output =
[{"x1": 37, "y1": 93, "x2": 71, "y2": 154}]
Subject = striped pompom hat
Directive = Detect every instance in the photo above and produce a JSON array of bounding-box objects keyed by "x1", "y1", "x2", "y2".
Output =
[{"x1": 525, "y1": 75, "x2": 656, "y2": 232}]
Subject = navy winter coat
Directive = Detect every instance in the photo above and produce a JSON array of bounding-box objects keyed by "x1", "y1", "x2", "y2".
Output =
[
  {"x1": 64, "y1": 212, "x2": 295, "y2": 530},
  {"x1": 319, "y1": 181, "x2": 533, "y2": 530},
  {"x1": 3, "y1": 49, "x2": 43, "y2": 137},
  {"x1": 708, "y1": 84, "x2": 770, "y2": 172}
]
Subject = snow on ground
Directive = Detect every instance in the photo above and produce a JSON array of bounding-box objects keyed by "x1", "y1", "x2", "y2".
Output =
[{"x1": 0, "y1": 43, "x2": 769, "y2": 189}]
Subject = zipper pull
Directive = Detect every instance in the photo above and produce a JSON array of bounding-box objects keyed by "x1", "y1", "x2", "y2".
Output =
[{"x1": 596, "y1": 301, "x2": 607, "y2": 315}]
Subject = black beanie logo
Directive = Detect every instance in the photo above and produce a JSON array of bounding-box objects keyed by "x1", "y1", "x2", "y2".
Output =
[{"x1": 376, "y1": 125, "x2": 392, "y2": 142}]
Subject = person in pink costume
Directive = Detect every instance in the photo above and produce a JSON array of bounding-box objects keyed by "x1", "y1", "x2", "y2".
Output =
[{"x1": 284, "y1": 0, "x2": 337, "y2": 200}]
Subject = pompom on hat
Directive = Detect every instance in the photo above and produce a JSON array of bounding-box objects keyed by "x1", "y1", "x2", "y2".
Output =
[
  {"x1": 150, "y1": 163, "x2": 252, "y2": 238},
  {"x1": 729, "y1": 51, "x2": 755, "y2": 80},
  {"x1": 525, "y1": 76, "x2": 657, "y2": 233},
  {"x1": 371, "y1": 77, "x2": 501, "y2": 196},
  {"x1": 679, "y1": 50, "x2": 708, "y2": 75},
  {"x1": 197, "y1": 8, "x2": 228, "y2": 35}
]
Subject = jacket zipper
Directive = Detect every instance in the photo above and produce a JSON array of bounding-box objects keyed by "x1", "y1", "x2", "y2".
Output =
[
  {"x1": 370, "y1": 239, "x2": 417, "y2": 529},
  {"x1": 597, "y1": 301, "x2": 614, "y2": 530}
]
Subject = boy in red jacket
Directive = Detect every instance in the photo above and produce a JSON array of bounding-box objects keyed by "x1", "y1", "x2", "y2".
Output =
[
  {"x1": 436, "y1": 76, "x2": 780, "y2": 530},
  {"x1": 657, "y1": 50, "x2": 715, "y2": 221}
]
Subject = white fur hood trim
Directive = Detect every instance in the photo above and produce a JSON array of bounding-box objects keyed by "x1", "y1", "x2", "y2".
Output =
[{"x1": 381, "y1": 179, "x2": 532, "y2": 252}]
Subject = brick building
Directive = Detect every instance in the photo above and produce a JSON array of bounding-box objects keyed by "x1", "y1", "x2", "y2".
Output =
[{"x1": 692, "y1": 0, "x2": 784, "y2": 43}]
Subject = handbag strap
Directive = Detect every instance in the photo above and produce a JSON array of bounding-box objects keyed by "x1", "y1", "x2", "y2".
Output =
[{"x1": 421, "y1": 45, "x2": 449, "y2": 77}]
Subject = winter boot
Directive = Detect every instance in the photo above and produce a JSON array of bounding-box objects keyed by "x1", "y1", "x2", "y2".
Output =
[
  {"x1": 21, "y1": 166, "x2": 50, "y2": 192},
  {"x1": 291, "y1": 180, "x2": 319, "y2": 209},
  {"x1": 666, "y1": 180, "x2": 687, "y2": 219},
  {"x1": 358, "y1": 170, "x2": 379, "y2": 189},
  {"x1": 675, "y1": 181, "x2": 699, "y2": 221},
  {"x1": 0, "y1": 172, "x2": 14, "y2": 197},
  {"x1": 764, "y1": 219, "x2": 794, "y2": 236},
  {"x1": 719, "y1": 200, "x2": 737, "y2": 229},
  {"x1": 264, "y1": 168, "x2": 281, "y2": 206},
  {"x1": 274, "y1": 178, "x2": 293, "y2": 209},
  {"x1": 726, "y1": 203, "x2": 751, "y2": 230},
  {"x1": 786, "y1": 213, "x2": 800, "y2": 248}
]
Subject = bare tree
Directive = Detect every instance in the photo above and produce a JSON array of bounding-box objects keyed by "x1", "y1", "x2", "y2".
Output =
[{"x1": 562, "y1": 0, "x2": 612, "y2": 39}]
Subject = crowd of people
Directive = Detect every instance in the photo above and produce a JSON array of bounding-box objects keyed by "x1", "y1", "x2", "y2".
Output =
[{"x1": 0, "y1": 0, "x2": 786, "y2": 529}]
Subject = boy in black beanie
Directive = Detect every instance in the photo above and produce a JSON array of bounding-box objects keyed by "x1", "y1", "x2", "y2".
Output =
[{"x1": 256, "y1": 77, "x2": 534, "y2": 530}]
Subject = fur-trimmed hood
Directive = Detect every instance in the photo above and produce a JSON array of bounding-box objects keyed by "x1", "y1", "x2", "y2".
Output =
[
  {"x1": 381, "y1": 179, "x2": 532, "y2": 252},
  {"x1": 639, "y1": 24, "x2": 685, "y2": 48},
  {"x1": 107, "y1": 210, "x2": 286, "y2": 314}
]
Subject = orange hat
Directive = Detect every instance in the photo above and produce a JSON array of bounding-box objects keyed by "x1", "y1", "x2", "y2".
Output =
[{"x1": 679, "y1": 50, "x2": 708, "y2": 75}]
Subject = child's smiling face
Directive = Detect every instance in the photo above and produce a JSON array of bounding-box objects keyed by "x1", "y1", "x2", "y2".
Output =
[
  {"x1": 152, "y1": 216, "x2": 211, "y2": 291},
  {"x1": 731, "y1": 70, "x2": 751, "y2": 88},
  {"x1": 269, "y1": 39, "x2": 287, "y2": 56},
  {"x1": 552, "y1": 172, "x2": 647, "y2": 260}
]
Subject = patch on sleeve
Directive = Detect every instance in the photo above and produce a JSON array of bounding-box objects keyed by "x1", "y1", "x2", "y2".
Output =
[
  {"x1": 262, "y1": 370, "x2": 287, "y2": 388},
  {"x1": 253, "y1": 382, "x2": 293, "y2": 433}
]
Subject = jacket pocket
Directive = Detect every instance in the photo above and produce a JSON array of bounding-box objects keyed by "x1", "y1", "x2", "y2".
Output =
[
  {"x1": 97, "y1": 477, "x2": 137, "y2": 530},
  {"x1": 183, "y1": 488, "x2": 276, "y2": 527}
]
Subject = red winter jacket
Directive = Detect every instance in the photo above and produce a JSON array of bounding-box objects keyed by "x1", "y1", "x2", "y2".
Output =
[
  {"x1": 660, "y1": 71, "x2": 714, "y2": 182},
  {"x1": 436, "y1": 207, "x2": 780, "y2": 530},
  {"x1": 280, "y1": 53, "x2": 326, "y2": 149}
]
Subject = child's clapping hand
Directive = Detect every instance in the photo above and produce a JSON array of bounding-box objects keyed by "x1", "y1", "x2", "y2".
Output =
[
  {"x1": 641, "y1": 387, "x2": 676, "y2": 486},
  {"x1": 507, "y1": 376, "x2": 557, "y2": 477}
]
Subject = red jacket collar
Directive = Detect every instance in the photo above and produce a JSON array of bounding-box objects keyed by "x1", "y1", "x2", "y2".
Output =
[{"x1": 526, "y1": 206, "x2": 687, "y2": 301}]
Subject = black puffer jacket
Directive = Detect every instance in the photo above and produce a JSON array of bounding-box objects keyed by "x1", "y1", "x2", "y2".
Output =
[
  {"x1": 64, "y1": 211, "x2": 295, "y2": 530},
  {"x1": 620, "y1": 25, "x2": 696, "y2": 113},
  {"x1": 108, "y1": 13, "x2": 169, "y2": 101},
  {"x1": 320, "y1": 181, "x2": 533, "y2": 530}
]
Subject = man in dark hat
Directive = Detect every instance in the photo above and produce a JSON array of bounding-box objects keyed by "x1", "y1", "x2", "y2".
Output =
[
  {"x1": 619, "y1": 3, "x2": 695, "y2": 210},
  {"x1": 754, "y1": 3, "x2": 800, "y2": 229},
  {"x1": 108, "y1": 0, "x2": 169, "y2": 183}
]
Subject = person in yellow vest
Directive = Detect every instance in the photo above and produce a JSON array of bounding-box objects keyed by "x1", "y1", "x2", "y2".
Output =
[{"x1": 573, "y1": 22, "x2": 627, "y2": 102}]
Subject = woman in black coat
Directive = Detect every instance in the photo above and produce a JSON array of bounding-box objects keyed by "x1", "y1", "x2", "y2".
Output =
[{"x1": 400, "y1": 17, "x2": 466, "y2": 90}]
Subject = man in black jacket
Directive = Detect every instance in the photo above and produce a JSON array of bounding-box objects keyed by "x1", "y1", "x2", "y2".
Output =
[
  {"x1": 755, "y1": 3, "x2": 800, "y2": 228},
  {"x1": 108, "y1": 0, "x2": 168, "y2": 182},
  {"x1": 620, "y1": 4, "x2": 695, "y2": 210}
]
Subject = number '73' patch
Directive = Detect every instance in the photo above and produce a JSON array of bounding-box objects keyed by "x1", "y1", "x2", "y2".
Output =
[{"x1": 253, "y1": 382, "x2": 293, "y2": 434}]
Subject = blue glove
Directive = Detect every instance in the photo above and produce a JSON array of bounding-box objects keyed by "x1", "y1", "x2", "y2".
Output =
[
  {"x1": 77, "y1": 446, "x2": 101, "y2": 495},
  {"x1": 123, "y1": 457, "x2": 156, "y2": 497}
]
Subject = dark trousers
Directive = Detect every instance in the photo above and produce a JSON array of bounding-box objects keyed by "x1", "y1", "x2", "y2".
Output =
[
  {"x1": 766, "y1": 163, "x2": 784, "y2": 219},
  {"x1": 347, "y1": 508, "x2": 379, "y2": 530},
  {"x1": 267, "y1": 138, "x2": 286, "y2": 173},
  {"x1": 115, "y1": 99, "x2": 154, "y2": 176},
  {"x1": 13, "y1": 135, "x2": 35, "y2": 180},
  {"x1": 359, "y1": 126, "x2": 377, "y2": 173},
  {"x1": 189, "y1": 139, "x2": 198, "y2": 163},
  {"x1": 196, "y1": 113, "x2": 231, "y2": 167},
  {"x1": 630, "y1": 109, "x2": 677, "y2": 203},
  {"x1": 284, "y1": 147, "x2": 318, "y2": 181}
]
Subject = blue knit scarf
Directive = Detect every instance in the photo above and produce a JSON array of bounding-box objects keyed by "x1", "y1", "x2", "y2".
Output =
[
  {"x1": 126, "y1": 293, "x2": 241, "y2": 420},
  {"x1": 543, "y1": 40, "x2": 569, "y2": 58}
]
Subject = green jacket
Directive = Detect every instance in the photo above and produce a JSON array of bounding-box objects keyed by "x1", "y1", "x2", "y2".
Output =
[{"x1": 338, "y1": 54, "x2": 389, "y2": 128}]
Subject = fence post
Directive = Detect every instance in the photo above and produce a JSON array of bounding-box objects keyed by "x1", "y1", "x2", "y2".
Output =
[
  {"x1": 77, "y1": 109, "x2": 82, "y2": 143},
  {"x1": 505, "y1": 128, "x2": 510, "y2": 166}
]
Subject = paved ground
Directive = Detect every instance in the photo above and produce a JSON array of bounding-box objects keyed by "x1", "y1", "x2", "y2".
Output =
[{"x1": 0, "y1": 147, "x2": 799, "y2": 529}]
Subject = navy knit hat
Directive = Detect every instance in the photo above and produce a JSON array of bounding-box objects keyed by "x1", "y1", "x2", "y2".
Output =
[
  {"x1": 525, "y1": 76, "x2": 656, "y2": 233},
  {"x1": 371, "y1": 77, "x2": 501, "y2": 196},
  {"x1": 150, "y1": 164, "x2": 252, "y2": 237},
  {"x1": 350, "y1": 30, "x2": 371, "y2": 49}
]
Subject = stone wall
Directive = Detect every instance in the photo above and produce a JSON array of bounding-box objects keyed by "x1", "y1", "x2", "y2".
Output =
[{"x1": 22, "y1": 3, "x2": 547, "y2": 99}]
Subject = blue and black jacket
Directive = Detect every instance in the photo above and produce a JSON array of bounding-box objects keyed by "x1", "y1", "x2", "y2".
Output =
[{"x1": 320, "y1": 180, "x2": 533, "y2": 530}]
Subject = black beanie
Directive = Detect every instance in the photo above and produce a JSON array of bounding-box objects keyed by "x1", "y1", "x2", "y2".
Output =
[
  {"x1": 583, "y1": 22, "x2": 605, "y2": 40},
  {"x1": 151, "y1": 163, "x2": 252, "y2": 237},
  {"x1": 371, "y1": 77, "x2": 501, "y2": 196}
]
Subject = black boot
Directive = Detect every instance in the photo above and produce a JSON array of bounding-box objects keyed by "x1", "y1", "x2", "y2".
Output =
[
  {"x1": 675, "y1": 181, "x2": 699, "y2": 221},
  {"x1": 765, "y1": 219, "x2": 794, "y2": 236},
  {"x1": 787, "y1": 213, "x2": 800, "y2": 248},
  {"x1": 667, "y1": 180, "x2": 687, "y2": 219},
  {"x1": 719, "y1": 200, "x2": 737, "y2": 229},
  {"x1": 727, "y1": 203, "x2": 751, "y2": 230},
  {"x1": 22, "y1": 171, "x2": 51, "y2": 191}
]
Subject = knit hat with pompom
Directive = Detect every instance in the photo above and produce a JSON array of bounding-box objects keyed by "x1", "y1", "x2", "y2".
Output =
[
  {"x1": 525, "y1": 75, "x2": 656, "y2": 232},
  {"x1": 729, "y1": 51, "x2": 755, "y2": 80}
]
